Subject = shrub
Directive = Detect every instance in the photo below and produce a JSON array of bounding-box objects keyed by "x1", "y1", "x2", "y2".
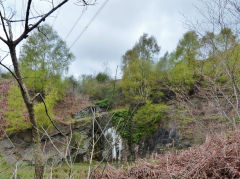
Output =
[
  {"x1": 5, "y1": 86, "x2": 30, "y2": 133},
  {"x1": 5, "y1": 85, "x2": 63, "y2": 133},
  {"x1": 111, "y1": 103, "x2": 168, "y2": 144},
  {"x1": 95, "y1": 98, "x2": 112, "y2": 110},
  {"x1": 96, "y1": 72, "x2": 110, "y2": 83},
  {"x1": 133, "y1": 101, "x2": 169, "y2": 136},
  {"x1": 111, "y1": 108, "x2": 134, "y2": 141},
  {"x1": 34, "y1": 88, "x2": 62, "y2": 128}
]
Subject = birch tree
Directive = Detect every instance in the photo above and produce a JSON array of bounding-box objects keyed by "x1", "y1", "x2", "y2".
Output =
[{"x1": 0, "y1": 1, "x2": 94, "y2": 178}]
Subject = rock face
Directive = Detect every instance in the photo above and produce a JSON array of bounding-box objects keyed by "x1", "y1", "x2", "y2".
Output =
[
  {"x1": 136, "y1": 118, "x2": 207, "y2": 158},
  {"x1": 0, "y1": 117, "x2": 92, "y2": 165},
  {"x1": 72, "y1": 106, "x2": 102, "y2": 119},
  {"x1": 0, "y1": 107, "x2": 124, "y2": 165},
  {"x1": 0, "y1": 105, "x2": 215, "y2": 165}
]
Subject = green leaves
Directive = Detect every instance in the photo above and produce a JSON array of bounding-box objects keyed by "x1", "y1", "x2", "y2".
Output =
[
  {"x1": 112, "y1": 102, "x2": 168, "y2": 144},
  {"x1": 122, "y1": 33, "x2": 160, "y2": 71},
  {"x1": 133, "y1": 102, "x2": 169, "y2": 136},
  {"x1": 34, "y1": 89, "x2": 62, "y2": 128},
  {"x1": 5, "y1": 86, "x2": 30, "y2": 133},
  {"x1": 121, "y1": 58, "x2": 154, "y2": 103},
  {"x1": 20, "y1": 24, "x2": 74, "y2": 93}
]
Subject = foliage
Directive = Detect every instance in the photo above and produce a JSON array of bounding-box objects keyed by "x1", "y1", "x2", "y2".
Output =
[
  {"x1": 122, "y1": 33, "x2": 160, "y2": 70},
  {"x1": 120, "y1": 58, "x2": 154, "y2": 103},
  {"x1": 34, "y1": 89, "x2": 62, "y2": 128},
  {"x1": 111, "y1": 109, "x2": 135, "y2": 141},
  {"x1": 96, "y1": 72, "x2": 110, "y2": 83},
  {"x1": 175, "y1": 31, "x2": 199, "y2": 67},
  {"x1": 95, "y1": 98, "x2": 112, "y2": 109},
  {"x1": 5, "y1": 86, "x2": 30, "y2": 133},
  {"x1": 155, "y1": 52, "x2": 171, "y2": 72},
  {"x1": 167, "y1": 61, "x2": 195, "y2": 88},
  {"x1": 78, "y1": 74, "x2": 113, "y2": 100},
  {"x1": 20, "y1": 23, "x2": 74, "y2": 93},
  {"x1": 163, "y1": 31, "x2": 201, "y2": 91},
  {"x1": 0, "y1": 72, "x2": 12, "y2": 79},
  {"x1": 65, "y1": 75, "x2": 79, "y2": 93},
  {"x1": 201, "y1": 28, "x2": 240, "y2": 87},
  {"x1": 133, "y1": 101, "x2": 169, "y2": 136},
  {"x1": 5, "y1": 84, "x2": 63, "y2": 132},
  {"x1": 5, "y1": 24, "x2": 73, "y2": 131},
  {"x1": 112, "y1": 102, "x2": 168, "y2": 144},
  {"x1": 71, "y1": 132, "x2": 85, "y2": 149},
  {"x1": 120, "y1": 33, "x2": 161, "y2": 105}
]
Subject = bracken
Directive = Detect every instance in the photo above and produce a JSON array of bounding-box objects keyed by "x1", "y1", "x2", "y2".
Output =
[{"x1": 92, "y1": 127, "x2": 240, "y2": 179}]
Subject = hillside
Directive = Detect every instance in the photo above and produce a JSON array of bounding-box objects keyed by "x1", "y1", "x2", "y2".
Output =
[
  {"x1": 1, "y1": 1, "x2": 240, "y2": 177},
  {"x1": 0, "y1": 78, "x2": 93, "y2": 134}
]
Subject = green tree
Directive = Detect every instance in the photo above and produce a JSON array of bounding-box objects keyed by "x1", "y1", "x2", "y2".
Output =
[
  {"x1": 20, "y1": 24, "x2": 74, "y2": 93},
  {"x1": 122, "y1": 33, "x2": 160, "y2": 70},
  {"x1": 121, "y1": 34, "x2": 160, "y2": 104},
  {"x1": 164, "y1": 31, "x2": 200, "y2": 91},
  {"x1": 5, "y1": 24, "x2": 74, "y2": 133},
  {"x1": 120, "y1": 34, "x2": 160, "y2": 161},
  {"x1": 175, "y1": 31, "x2": 200, "y2": 68},
  {"x1": 96, "y1": 72, "x2": 110, "y2": 83},
  {"x1": 121, "y1": 58, "x2": 153, "y2": 103},
  {"x1": 156, "y1": 52, "x2": 170, "y2": 72},
  {"x1": 65, "y1": 75, "x2": 79, "y2": 93}
]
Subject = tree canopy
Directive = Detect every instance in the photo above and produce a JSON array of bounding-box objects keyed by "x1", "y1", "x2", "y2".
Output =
[{"x1": 20, "y1": 24, "x2": 74, "y2": 93}]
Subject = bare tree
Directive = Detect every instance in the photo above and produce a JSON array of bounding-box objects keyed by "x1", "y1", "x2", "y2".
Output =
[
  {"x1": 0, "y1": 0, "x2": 94, "y2": 178},
  {"x1": 181, "y1": 0, "x2": 240, "y2": 130}
]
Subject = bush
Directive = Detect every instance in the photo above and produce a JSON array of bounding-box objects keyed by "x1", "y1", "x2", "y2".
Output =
[
  {"x1": 5, "y1": 86, "x2": 30, "y2": 133},
  {"x1": 133, "y1": 101, "x2": 169, "y2": 136},
  {"x1": 95, "y1": 98, "x2": 112, "y2": 109},
  {"x1": 111, "y1": 108, "x2": 134, "y2": 141},
  {"x1": 111, "y1": 103, "x2": 168, "y2": 144},
  {"x1": 78, "y1": 75, "x2": 113, "y2": 100},
  {"x1": 96, "y1": 72, "x2": 110, "y2": 83},
  {"x1": 5, "y1": 85, "x2": 63, "y2": 133},
  {"x1": 34, "y1": 88, "x2": 62, "y2": 128},
  {"x1": 0, "y1": 72, "x2": 12, "y2": 79}
]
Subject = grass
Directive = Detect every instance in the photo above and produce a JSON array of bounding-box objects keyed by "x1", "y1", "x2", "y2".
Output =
[
  {"x1": 0, "y1": 161, "x2": 128, "y2": 179},
  {"x1": 0, "y1": 162, "x2": 91, "y2": 179}
]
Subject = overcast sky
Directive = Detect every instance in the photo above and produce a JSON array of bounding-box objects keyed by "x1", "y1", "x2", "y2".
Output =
[{"x1": 1, "y1": 0, "x2": 200, "y2": 78}]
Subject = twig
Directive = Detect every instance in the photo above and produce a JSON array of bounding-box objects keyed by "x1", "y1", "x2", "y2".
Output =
[
  {"x1": 87, "y1": 107, "x2": 96, "y2": 179},
  {"x1": 32, "y1": 93, "x2": 65, "y2": 136}
]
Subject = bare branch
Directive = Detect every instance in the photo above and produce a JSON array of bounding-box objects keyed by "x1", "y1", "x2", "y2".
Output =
[
  {"x1": 0, "y1": 57, "x2": 25, "y2": 93},
  {"x1": 0, "y1": 12, "x2": 9, "y2": 42},
  {"x1": 14, "y1": 0, "x2": 69, "y2": 45},
  {"x1": 0, "y1": 53, "x2": 8, "y2": 63},
  {"x1": 75, "y1": 0, "x2": 96, "y2": 6},
  {"x1": 25, "y1": 0, "x2": 33, "y2": 30},
  {"x1": 32, "y1": 93, "x2": 66, "y2": 136},
  {"x1": 3, "y1": 15, "x2": 45, "y2": 23}
]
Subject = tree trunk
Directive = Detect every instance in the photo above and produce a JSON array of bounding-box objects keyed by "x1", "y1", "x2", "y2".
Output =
[{"x1": 9, "y1": 46, "x2": 44, "y2": 179}]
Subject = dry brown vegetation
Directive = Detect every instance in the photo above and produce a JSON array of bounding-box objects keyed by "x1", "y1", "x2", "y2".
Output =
[
  {"x1": 53, "y1": 92, "x2": 92, "y2": 123},
  {"x1": 92, "y1": 128, "x2": 240, "y2": 179}
]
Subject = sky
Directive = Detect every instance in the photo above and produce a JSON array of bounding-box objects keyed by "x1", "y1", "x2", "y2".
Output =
[{"x1": 1, "y1": 0, "x2": 200, "y2": 78}]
